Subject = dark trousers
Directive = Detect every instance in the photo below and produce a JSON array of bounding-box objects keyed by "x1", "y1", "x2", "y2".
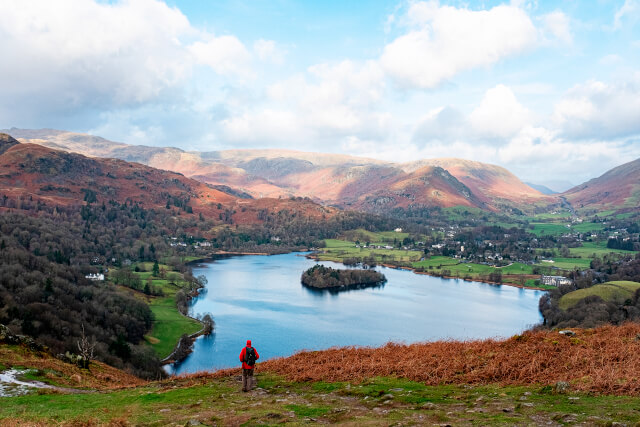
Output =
[{"x1": 242, "y1": 368, "x2": 254, "y2": 391}]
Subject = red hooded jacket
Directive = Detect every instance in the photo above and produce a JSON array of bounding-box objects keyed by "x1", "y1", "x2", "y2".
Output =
[{"x1": 239, "y1": 340, "x2": 259, "y2": 369}]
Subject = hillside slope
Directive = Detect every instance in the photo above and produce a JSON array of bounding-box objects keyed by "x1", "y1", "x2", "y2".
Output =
[
  {"x1": 559, "y1": 281, "x2": 640, "y2": 310},
  {"x1": 563, "y1": 157, "x2": 640, "y2": 210},
  {"x1": 3, "y1": 324, "x2": 640, "y2": 425},
  {"x1": 6, "y1": 128, "x2": 553, "y2": 213},
  {"x1": 0, "y1": 133, "x2": 334, "y2": 224},
  {"x1": 403, "y1": 158, "x2": 550, "y2": 207}
]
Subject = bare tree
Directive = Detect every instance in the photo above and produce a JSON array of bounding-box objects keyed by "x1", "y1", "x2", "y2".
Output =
[{"x1": 77, "y1": 324, "x2": 96, "y2": 369}]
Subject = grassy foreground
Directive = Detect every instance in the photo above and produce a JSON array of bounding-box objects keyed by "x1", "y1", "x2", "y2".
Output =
[
  {"x1": 4, "y1": 324, "x2": 640, "y2": 424},
  {"x1": 3, "y1": 373, "x2": 640, "y2": 425}
]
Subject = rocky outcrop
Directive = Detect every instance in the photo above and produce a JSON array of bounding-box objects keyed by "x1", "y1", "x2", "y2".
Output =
[
  {"x1": 0, "y1": 133, "x2": 19, "y2": 155},
  {"x1": 0, "y1": 324, "x2": 46, "y2": 352}
]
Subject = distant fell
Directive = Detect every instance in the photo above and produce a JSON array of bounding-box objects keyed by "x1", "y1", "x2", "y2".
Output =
[
  {"x1": 5, "y1": 128, "x2": 557, "y2": 213},
  {"x1": 403, "y1": 158, "x2": 548, "y2": 207},
  {"x1": 562, "y1": 157, "x2": 640, "y2": 210},
  {"x1": 0, "y1": 134, "x2": 335, "y2": 225},
  {"x1": 524, "y1": 182, "x2": 557, "y2": 195}
]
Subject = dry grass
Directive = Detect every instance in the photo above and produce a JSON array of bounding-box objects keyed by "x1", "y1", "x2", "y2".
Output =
[
  {"x1": 197, "y1": 323, "x2": 640, "y2": 395},
  {"x1": 0, "y1": 344, "x2": 145, "y2": 390}
]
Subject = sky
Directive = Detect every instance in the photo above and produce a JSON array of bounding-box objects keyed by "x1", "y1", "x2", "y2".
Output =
[{"x1": 0, "y1": 0, "x2": 639, "y2": 190}]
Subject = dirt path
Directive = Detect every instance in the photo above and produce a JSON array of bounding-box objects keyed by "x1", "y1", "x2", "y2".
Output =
[{"x1": 0, "y1": 368, "x2": 90, "y2": 396}]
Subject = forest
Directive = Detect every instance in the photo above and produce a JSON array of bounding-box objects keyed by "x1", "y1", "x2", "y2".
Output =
[
  {"x1": 0, "y1": 203, "x2": 162, "y2": 378},
  {"x1": 0, "y1": 194, "x2": 407, "y2": 377},
  {"x1": 301, "y1": 264, "x2": 386, "y2": 289},
  {"x1": 539, "y1": 254, "x2": 640, "y2": 328}
]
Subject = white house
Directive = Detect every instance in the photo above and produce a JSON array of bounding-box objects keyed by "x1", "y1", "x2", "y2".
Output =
[
  {"x1": 541, "y1": 275, "x2": 572, "y2": 287},
  {"x1": 85, "y1": 273, "x2": 104, "y2": 281}
]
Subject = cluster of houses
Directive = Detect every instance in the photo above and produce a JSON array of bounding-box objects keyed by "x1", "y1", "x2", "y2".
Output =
[
  {"x1": 540, "y1": 275, "x2": 573, "y2": 287},
  {"x1": 168, "y1": 236, "x2": 213, "y2": 248}
]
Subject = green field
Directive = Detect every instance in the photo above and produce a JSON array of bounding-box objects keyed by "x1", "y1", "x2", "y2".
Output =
[
  {"x1": 412, "y1": 260, "x2": 534, "y2": 284},
  {"x1": 441, "y1": 206, "x2": 488, "y2": 221},
  {"x1": 320, "y1": 239, "x2": 423, "y2": 263},
  {"x1": 528, "y1": 222, "x2": 604, "y2": 237},
  {"x1": 343, "y1": 229, "x2": 411, "y2": 244},
  {"x1": 320, "y1": 239, "x2": 540, "y2": 286},
  {"x1": 559, "y1": 281, "x2": 640, "y2": 311},
  {"x1": 544, "y1": 257, "x2": 592, "y2": 270},
  {"x1": 493, "y1": 221, "x2": 523, "y2": 229},
  {"x1": 569, "y1": 241, "x2": 637, "y2": 258},
  {"x1": 2, "y1": 374, "x2": 640, "y2": 425},
  {"x1": 411, "y1": 256, "x2": 459, "y2": 269},
  {"x1": 109, "y1": 263, "x2": 202, "y2": 359},
  {"x1": 529, "y1": 223, "x2": 572, "y2": 236},
  {"x1": 145, "y1": 297, "x2": 201, "y2": 358},
  {"x1": 531, "y1": 212, "x2": 572, "y2": 220}
]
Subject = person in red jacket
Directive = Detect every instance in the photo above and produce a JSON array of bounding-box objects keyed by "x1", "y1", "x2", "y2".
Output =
[{"x1": 239, "y1": 339, "x2": 259, "y2": 392}]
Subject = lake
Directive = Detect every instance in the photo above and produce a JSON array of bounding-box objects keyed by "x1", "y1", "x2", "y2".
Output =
[{"x1": 166, "y1": 252, "x2": 544, "y2": 375}]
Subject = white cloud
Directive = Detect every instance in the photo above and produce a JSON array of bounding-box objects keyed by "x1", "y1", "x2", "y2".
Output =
[
  {"x1": 219, "y1": 60, "x2": 389, "y2": 148},
  {"x1": 253, "y1": 39, "x2": 285, "y2": 64},
  {"x1": 0, "y1": 0, "x2": 191, "y2": 106},
  {"x1": 380, "y1": 1, "x2": 538, "y2": 88},
  {"x1": 496, "y1": 127, "x2": 638, "y2": 183},
  {"x1": 599, "y1": 54, "x2": 623, "y2": 65},
  {"x1": 614, "y1": 0, "x2": 639, "y2": 29},
  {"x1": 189, "y1": 35, "x2": 252, "y2": 77},
  {"x1": 413, "y1": 106, "x2": 467, "y2": 142},
  {"x1": 0, "y1": 0, "x2": 254, "y2": 122},
  {"x1": 541, "y1": 11, "x2": 573, "y2": 44},
  {"x1": 414, "y1": 84, "x2": 531, "y2": 142},
  {"x1": 220, "y1": 109, "x2": 307, "y2": 144},
  {"x1": 553, "y1": 75, "x2": 640, "y2": 139},
  {"x1": 470, "y1": 85, "x2": 532, "y2": 139}
]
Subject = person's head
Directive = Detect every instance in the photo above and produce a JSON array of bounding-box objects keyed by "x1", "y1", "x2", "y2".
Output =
[{"x1": 246, "y1": 339, "x2": 251, "y2": 347}]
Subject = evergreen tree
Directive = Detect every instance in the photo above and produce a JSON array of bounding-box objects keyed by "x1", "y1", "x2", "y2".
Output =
[{"x1": 152, "y1": 261, "x2": 160, "y2": 277}]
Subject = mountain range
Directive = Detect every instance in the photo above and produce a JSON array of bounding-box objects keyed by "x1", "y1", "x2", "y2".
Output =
[
  {"x1": 3, "y1": 128, "x2": 638, "y2": 214},
  {"x1": 0, "y1": 132, "x2": 333, "y2": 225}
]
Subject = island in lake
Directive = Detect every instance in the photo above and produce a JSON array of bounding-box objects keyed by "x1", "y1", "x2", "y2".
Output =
[{"x1": 301, "y1": 264, "x2": 387, "y2": 290}]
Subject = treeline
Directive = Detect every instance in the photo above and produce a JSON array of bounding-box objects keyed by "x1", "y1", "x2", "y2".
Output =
[
  {"x1": 589, "y1": 253, "x2": 640, "y2": 283},
  {"x1": 539, "y1": 286, "x2": 640, "y2": 329},
  {"x1": 207, "y1": 209, "x2": 421, "y2": 252},
  {"x1": 301, "y1": 265, "x2": 386, "y2": 289},
  {"x1": 0, "y1": 200, "x2": 182, "y2": 378},
  {"x1": 0, "y1": 194, "x2": 417, "y2": 378},
  {"x1": 607, "y1": 237, "x2": 637, "y2": 251},
  {"x1": 538, "y1": 254, "x2": 640, "y2": 329}
]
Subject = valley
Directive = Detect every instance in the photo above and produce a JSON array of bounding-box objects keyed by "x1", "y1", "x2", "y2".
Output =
[
  {"x1": 1, "y1": 130, "x2": 639, "y2": 425},
  {"x1": 2, "y1": 1, "x2": 639, "y2": 423}
]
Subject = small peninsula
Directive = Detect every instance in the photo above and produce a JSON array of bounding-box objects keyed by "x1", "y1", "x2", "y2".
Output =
[{"x1": 301, "y1": 264, "x2": 386, "y2": 290}]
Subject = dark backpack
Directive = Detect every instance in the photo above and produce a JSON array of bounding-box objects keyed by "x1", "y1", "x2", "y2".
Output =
[{"x1": 244, "y1": 346, "x2": 256, "y2": 366}]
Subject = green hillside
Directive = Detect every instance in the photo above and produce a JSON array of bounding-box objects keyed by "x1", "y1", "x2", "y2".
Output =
[
  {"x1": 559, "y1": 281, "x2": 640, "y2": 311},
  {"x1": 4, "y1": 373, "x2": 640, "y2": 425}
]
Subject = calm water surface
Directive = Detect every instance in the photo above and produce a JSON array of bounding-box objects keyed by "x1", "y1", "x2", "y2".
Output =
[{"x1": 166, "y1": 252, "x2": 543, "y2": 374}]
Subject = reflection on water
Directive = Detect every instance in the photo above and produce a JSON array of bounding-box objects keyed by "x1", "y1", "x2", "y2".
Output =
[
  {"x1": 301, "y1": 281, "x2": 386, "y2": 295},
  {"x1": 166, "y1": 252, "x2": 543, "y2": 375}
]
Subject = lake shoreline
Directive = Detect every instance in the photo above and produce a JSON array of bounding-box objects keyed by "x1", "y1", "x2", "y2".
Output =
[
  {"x1": 306, "y1": 254, "x2": 549, "y2": 291},
  {"x1": 168, "y1": 252, "x2": 544, "y2": 374}
]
